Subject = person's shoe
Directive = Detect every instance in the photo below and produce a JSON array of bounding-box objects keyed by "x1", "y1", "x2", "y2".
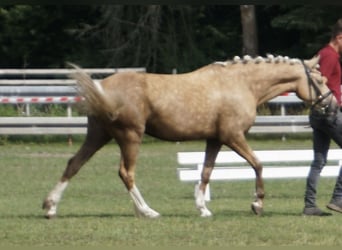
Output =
[
  {"x1": 303, "y1": 207, "x2": 332, "y2": 216},
  {"x1": 327, "y1": 199, "x2": 342, "y2": 213}
]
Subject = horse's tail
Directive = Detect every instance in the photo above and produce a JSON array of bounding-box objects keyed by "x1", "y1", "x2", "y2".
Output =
[{"x1": 68, "y1": 63, "x2": 123, "y2": 120}]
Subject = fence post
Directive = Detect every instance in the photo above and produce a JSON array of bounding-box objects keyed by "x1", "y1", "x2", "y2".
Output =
[
  {"x1": 67, "y1": 103, "x2": 73, "y2": 146},
  {"x1": 25, "y1": 103, "x2": 30, "y2": 116}
]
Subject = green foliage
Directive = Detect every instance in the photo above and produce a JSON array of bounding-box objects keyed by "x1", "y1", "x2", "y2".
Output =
[
  {"x1": 0, "y1": 5, "x2": 95, "y2": 67},
  {"x1": 1, "y1": 5, "x2": 342, "y2": 71},
  {"x1": 0, "y1": 104, "x2": 82, "y2": 117},
  {"x1": 0, "y1": 134, "x2": 85, "y2": 145},
  {"x1": 0, "y1": 105, "x2": 18, "y2": 116},
  {"x1": 258, "y1": 6, "x2": 342, "y2": 58}
]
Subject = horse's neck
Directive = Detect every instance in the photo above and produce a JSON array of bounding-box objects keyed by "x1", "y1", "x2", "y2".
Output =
[
  {"x1": 245, "y1": 64, "x2": 302, "y2": 105},
  {"x1": 256, "y1": 83, "x2": 297, "y2": 105}
]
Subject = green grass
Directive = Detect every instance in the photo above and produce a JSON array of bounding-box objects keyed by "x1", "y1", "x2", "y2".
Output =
[{"x1": 0, "y1": 137, "x2": 341, "y2": 247}]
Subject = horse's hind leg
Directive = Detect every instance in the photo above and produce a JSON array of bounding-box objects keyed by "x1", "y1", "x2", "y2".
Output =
[
  {"x1": 196, "y1": 139, "x2": 222, "y2": 217},
  {"x1": 116, "y1": 129, "x2": 160, "y2": 218},
  {"x1": 42, "y1": 117, "x2": 111, "y2": 218}
]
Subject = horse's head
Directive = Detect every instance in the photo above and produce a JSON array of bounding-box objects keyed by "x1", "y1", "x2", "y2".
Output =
[{"x1": 297, "y1": 56, "x2": 338, "y2": 109}]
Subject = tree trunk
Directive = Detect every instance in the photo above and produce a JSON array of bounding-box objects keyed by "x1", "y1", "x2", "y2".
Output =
[{"x1": 240, "y1": 5, "x2": 258, "y2": 56}]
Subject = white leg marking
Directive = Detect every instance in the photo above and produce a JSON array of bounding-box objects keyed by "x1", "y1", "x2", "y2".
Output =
[
  {"x1": 252, "y1": 198, "x2": 263, "y2": 210},
  {"x1": 251, "y1": 192, "x2": 264, "y2": 215},
  {"x1": 129, "y1": 185, "x2": 160, "y2": 218},
  {"x1": 44, "y1": 181, "x2": 69, "y2": 217},
  {"x1": 252, "y1": 201, "x2": 263, "y2": 208},
  {"x1": 194, "y1": 184, "x2": 212, "y2": 217}
]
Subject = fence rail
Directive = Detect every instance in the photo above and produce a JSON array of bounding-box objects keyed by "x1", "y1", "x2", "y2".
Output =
[
  {"x1": 0, "y1": 67, "x2": 146, "y2": 76},
  {"x1": 0, "y1": 67, "x2": 145, "y2": 117},
  {"x1": 0, "y1": 68, "x2": 309, "y2": 136},
  {"x1": 0, "y1": 115, "x2": 311, "y2": 136},
  {"x1": 0, "y1": 117, "x2": 87, "y2": 135}
]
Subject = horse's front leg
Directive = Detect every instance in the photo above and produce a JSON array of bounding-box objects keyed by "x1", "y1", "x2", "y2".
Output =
[
  {"x1": 117, "y1": 131, "x2": 160, "y2": 218},
  {"x1": 196, "y1": 139, "x2": 222, "y2": 217},
  {"x1": 228, "y1": 133, "x2": 265, "y2": 215},
  {"x1": 250, "y1": 160, "x2": 264, "y2": 215}
]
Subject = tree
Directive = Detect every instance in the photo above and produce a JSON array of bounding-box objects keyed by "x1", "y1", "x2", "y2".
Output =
[
  {"x1": 257, "y1": 5, "x2": 342, "y2": 58},
  {"x1": 79, "y1": 5, "x2": 241, "y2": 72},
  {"x1": 77, "y1": 6, "x2": 213, "y2": 72},
  {"x1": 1, "y1": 5, "x2": 342, "y2": 71},
  {"x1": 0, "y1": 5, "x2": 96, "y2": 68},
  {"x1": 240, "y1": 5, "x2": 258, "y2": 56}
]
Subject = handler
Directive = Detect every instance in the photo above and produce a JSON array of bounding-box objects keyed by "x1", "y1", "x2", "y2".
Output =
[{"x1": 303, "y1": 18, "x2": 342, "y2": 216}]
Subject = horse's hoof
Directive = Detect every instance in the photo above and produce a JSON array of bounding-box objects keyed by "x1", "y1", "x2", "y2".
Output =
[
  {"x1": 134, "y1": 205, "x2": 160, "y2": 219},
  {"x1": 146, "y1": 210, "x2": 160, "y2": 219},
  {"x1": 42, "y1": 199, "x2": 57, "y2": 219},
  {"x1": 198, "y1": 206, "x2": 212, "y2": 217},
  {"x1": 44, "y1": 214, "x2": 56, "y2": 219},
  {"x1": 200, "y1": 210, "x2": 212, "y2": 218},
  {"x1": 251, "y1": 202, "x2": 263, "y2": 215}
]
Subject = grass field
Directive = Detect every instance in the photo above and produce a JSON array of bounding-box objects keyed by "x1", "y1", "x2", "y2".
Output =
[{"x1": 0, "y1": 135, "x2": 341, "y2": 247}]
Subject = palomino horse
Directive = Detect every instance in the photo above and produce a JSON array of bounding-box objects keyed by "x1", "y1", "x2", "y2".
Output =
[{"x1": 43, "y1": 55, "x2": 336, "y2": 218}]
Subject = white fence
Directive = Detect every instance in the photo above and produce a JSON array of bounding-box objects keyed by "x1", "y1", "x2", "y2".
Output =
[
  {"x1": 0, "y1": 68, "x2": 309, "y2": 136},
  {"x1": 0, "y1": 67, "x2": 145, "y2": 117},
  {"x1": 177, "y1": 149, "x2": 342, "y2": 201},
  {"x1": 0, "y1": 117, "x2": 87, "y2": 135}
]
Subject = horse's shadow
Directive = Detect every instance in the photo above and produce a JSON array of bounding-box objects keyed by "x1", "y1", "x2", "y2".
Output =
[
  {"x1": 220, "y1": 210, "x2": 301, "y2": 217},
  {"x1": 0, "y1": 208, "x2": 302, "y2": 220},
  {"x1": 0, "y1": 212, "x2": 131, "y2": 220}
]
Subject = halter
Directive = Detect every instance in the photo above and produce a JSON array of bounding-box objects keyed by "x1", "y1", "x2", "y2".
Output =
[{"x1": 301, "y1": 60, "x2": 332, "y2": 108}]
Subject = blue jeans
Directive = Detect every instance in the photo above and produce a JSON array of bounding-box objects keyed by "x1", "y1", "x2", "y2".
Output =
[{"x1": 305, "y1": 109, "x2": 342, "y2": 207}]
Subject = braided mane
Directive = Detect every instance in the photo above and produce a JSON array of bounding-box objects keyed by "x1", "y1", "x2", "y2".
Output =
[{"x1": 213, "y1": 54, "x2": 302, "y2": 67}]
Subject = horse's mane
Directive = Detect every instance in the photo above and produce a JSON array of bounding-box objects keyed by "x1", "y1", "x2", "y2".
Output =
[{"x1": 213, "y1": 54, "x2": 302, "y2": 67}]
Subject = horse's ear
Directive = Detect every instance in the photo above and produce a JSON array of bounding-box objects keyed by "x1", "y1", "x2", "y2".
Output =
[{"x1": 304, "y1": 55, "x2": 320, "y2": 69}]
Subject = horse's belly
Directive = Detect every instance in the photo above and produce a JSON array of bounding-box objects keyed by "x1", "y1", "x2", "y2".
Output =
[{"x1": 145, "y1": 119, "x2": 216, "y2": 141}]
